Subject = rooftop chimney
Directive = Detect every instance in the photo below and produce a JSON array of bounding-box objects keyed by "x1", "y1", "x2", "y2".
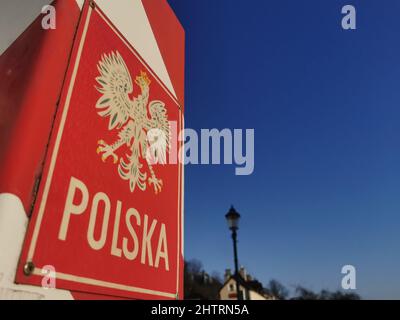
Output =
[
  {"x1": 224, "y1": 269, "x2": 232, "y2": 281},
  {"x1": 239, "y1": 266, "x2": 246, "y2": 280}
]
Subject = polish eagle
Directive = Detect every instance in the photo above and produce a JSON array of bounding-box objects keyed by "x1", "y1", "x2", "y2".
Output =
[{"x1": 95, "y1": 51, "x2": 170, "y2": 194}]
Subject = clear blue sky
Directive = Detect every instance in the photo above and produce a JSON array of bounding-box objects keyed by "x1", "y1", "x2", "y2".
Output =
[{"x1": 168, "y1": 0, "x2": 400, "y2": 299}]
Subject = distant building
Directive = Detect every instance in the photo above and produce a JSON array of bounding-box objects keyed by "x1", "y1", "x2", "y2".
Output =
[{"x1": 219, "y1": 267, "x2": 276, "y2": 300}]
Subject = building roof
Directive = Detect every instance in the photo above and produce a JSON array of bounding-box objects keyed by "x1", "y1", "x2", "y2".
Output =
[{"x1": 220, "y1": 273, "x2": 265, "y2": 296}]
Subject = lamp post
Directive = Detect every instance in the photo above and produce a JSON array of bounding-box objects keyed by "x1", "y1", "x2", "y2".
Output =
[{"x1": 225, "y1": 206, "x2": 242, "y2": 300}]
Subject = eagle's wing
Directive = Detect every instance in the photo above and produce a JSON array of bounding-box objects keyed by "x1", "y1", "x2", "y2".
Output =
[
  {"x1": 95, "y1": 51, "x2": 133, "y2": 130},
  {"x1": 145, "y1": 101, "x2": 170, "y2": 165}
]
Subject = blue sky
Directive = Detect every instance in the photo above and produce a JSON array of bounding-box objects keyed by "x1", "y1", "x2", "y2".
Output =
[{"x1": 168, "y1": 0, "x2": 400, "y2": 299}]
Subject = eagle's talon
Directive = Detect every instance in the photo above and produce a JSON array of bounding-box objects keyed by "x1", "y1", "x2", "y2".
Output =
[
  {"x1": 148, "y1": 177, "x2": 163, "y2": 194},
  {"x1": 97, "y1": 140, "x2": 118, "y2": 163}
]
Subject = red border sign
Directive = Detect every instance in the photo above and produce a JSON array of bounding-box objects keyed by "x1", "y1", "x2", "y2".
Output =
[{"x1": 17, "y1": 2, "x2": 184, "y2": 300}]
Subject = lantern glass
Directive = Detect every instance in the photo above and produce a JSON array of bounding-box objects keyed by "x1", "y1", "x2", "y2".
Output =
[{"x1": 225, "y1": 206, "x2": 240, "y2": 230}]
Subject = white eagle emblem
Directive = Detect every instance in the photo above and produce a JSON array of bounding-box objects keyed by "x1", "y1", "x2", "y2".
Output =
[{"x1": 95, "y1": 51, "x2": 170, "y2": 194}]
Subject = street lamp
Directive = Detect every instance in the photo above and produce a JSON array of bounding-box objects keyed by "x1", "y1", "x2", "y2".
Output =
[{"x1": 225, "y1": 206, "x2": 242, "y2": 300}]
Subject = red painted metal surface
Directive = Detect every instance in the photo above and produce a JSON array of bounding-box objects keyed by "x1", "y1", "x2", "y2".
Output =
[
  {"x1": 0, "y1": 0, "x2": 81, "y2": 214},
  {"x1": 16, "y1": 3, "x2": 184, "y2": 300}
]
